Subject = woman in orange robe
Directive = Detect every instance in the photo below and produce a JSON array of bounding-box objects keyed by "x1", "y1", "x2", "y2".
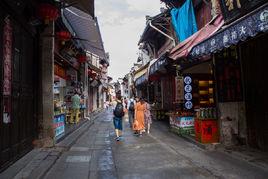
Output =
[{"x1": 133, "y1": 98, "x2": 145, "y2": 136}]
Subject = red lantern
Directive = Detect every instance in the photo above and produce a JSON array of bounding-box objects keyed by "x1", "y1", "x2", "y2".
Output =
[
  {"x1": 56, "y1": 31, "x2": 71, "y2": 45},
  {"x1": 77, "y1": 54, "x2": 87, "y2": 63},
  {"x1": 37, "y1": 4, "x2": 59, "y2": 24}
]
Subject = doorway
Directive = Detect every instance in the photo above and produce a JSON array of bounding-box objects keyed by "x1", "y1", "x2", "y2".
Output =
[
  {"x1": 241, "y1": 33, "x2": 268, "y2": 151},
  {"x1": 0, "y1": 11, "x2": 37, "y2": 169}
]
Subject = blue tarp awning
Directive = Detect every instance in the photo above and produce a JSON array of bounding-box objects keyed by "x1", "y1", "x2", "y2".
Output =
[
  {"x1": 189, "y1": 3, "x2": 268, "y2": 58},
  {"x1": 171, "y1": 0, "x2": 198, "y2": 42}
]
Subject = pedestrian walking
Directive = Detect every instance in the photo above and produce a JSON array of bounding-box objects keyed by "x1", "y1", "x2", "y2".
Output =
[
  {"x1": 127, "y1": 98, "x2": 135, "y2": 128},
  {"x1": 144, "y1": 100, "x2": 152, "y2": 134},
  {"x1": 113, "y1": 96, "x2": 125, "y2": 141},
  {"x1": 70, "y1": 91, "x2": 81, "y2": 124},
  {"x1": 133, "y1": 97, "x2": 145, "y2": 136},
  {"x1": 104, "y1": 101, "x2": 109, "y2": 110}
]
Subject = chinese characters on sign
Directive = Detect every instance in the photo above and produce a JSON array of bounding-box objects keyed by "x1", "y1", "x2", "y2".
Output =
[
  {"x1": 184, "y1": 76, "x2": 193, "y2": 109},
  {"x1": 219, "y1": 0, "x2": 266, "y2": 22},
  {"x1": 54, "y1": 114, "x2": 65, "y2": 138},
  {"x1": 3, "y1": 17, "x2": 12, "y2": 96},
  {"x1": 3, "y1": 17, "x2": 13, "y2": 124},
  {"x1": 175, "y1": 76, "x2": 184, "y2": 102},
  {"x1": 190, "y1": 5, "x2": 268, "y2": 59}
]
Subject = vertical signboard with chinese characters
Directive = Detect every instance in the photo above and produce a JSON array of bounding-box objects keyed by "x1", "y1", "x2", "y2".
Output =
[
  {"x1": 175, "y1": 76, "x2": 184, "y2": 103},
  {"x1": 184, "y1": 76, "x2": 193, "y2": 110},
  {"x1": 3, "y1": 17, "x2": 12, "y2": 124}
]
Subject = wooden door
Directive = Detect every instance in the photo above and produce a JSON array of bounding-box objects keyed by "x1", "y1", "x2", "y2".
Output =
[
  {"x1": 0, "y1": 12, "x2": 37, "y2": 170},
  {"x1": 241, "y1": 34, "x2": 268, "y2": 151}
]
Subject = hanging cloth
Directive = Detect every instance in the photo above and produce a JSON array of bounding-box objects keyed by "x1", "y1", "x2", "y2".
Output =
[{"x1": 171, "y1": 0, "x2": 198, "y2": 42}]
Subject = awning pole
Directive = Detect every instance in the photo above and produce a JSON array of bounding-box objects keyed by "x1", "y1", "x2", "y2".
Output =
[{"x1": 149, "y1": 20, "x2": 175, "y2": 46}]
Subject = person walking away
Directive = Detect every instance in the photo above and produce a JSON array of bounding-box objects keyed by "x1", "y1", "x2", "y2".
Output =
[
  {"x1": 144, "y1": 100, "x2": 152, "y2": 134},
  {"x1": 124, "y1": 97, "x2": 128, "y2": 109},
  {"x1": 80, "y1": 94, "x2": 86, "y2": 118},
  {"x1": 127, "y1": 98, "x2": 135, "y2": 128},
  {"x1": 113, "y1": 96, "x2": 125, "y2": 141},
  {"x1": 133, "y1": 97, "x2": 145, "y2": 136},
  {"x1": 70, "y1": 91, "x2": 81, "y2": 124}
]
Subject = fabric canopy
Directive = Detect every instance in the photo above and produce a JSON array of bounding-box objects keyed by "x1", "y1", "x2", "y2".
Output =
[
  {"x1": 169, "y1": 14, "x2": 224, "y2": 60},
  {"x1": 63, "y1": 7, "x2": 106, "y2": 60},
  {"x1": 65, "y1": 0, "x2": 94, "y2": 17},
  {"x1": 171, "y1": 0, "x2": 198, "y2": 42}
]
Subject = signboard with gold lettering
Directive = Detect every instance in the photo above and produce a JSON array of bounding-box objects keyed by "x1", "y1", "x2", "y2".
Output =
[
  {"x1": 175, "y1": 76, "x2": 184, "y2": 103},
  {"x1": 219, "y1": 0, "x2": 266, "y2": 22}
]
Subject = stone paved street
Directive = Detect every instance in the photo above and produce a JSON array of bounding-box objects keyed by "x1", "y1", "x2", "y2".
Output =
[
  {"x1": 44, "y1": 110, "x2": 268, "y2": 179},
  {"x1": 1, "y1": 110, "x2": 268, "y2": 179}
]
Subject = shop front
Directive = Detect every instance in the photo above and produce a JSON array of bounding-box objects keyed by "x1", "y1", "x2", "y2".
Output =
[
  {"x1": 189, "y1": 2, "x2": 268, "y2": 149},
  {"x1": 53, "y1": 53, "x2": 85, "y2": 141},
  {"x1": 148, "y1": 56, "x2": 172, "y2": 121},
  {"x1": 168, "y1": 61, "x2": 219, "y2": 142},
  {"x1": 166, "y1": 15, "x2": 224, "y2": 140}
]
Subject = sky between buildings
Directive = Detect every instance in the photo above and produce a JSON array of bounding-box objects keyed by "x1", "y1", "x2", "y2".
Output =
[{"x1": 96, "y1": 0, "x2": 164, "y2": 81}]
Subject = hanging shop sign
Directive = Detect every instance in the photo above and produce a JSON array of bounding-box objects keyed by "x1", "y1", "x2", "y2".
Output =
[
  {"x1": 190, "y1": 4, "x2": 268, "y2": 59},
  {"x1": 149, "y1": 56, "x2": 168, "y2": 75},
  {"x1": 54, "y1": 63, "x2": 66, "y2": 79},
  {"x1": 2, "y1": 17, "x2": 12, "y2": 124},
  {"x1": 219, "y1": 0, "x2": 266, "y2": 22},
  {"x1": 184, "y1": 76, "x2": 193, "y2": 110},
  {"x1": 3, "y1": 17, "x2": 12, "y2": 96},
  {"x1": 175, "y1": 76, "x2": 184, "y2": 103}
]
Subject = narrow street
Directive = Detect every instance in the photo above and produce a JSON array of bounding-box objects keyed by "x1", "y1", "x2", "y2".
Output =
[{"x1": 39, "y1": 110, "x2": 268, "y2": 179}]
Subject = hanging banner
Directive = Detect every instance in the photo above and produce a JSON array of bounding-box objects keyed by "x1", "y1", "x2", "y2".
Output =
[
  {"x1": 175, "y1": 76, "x2": 184, "y2": 103},
  {"x1": 2, "y1": 16, "x2": 12, "y2": 124},
  {"x1": 3, "y1": 17, "x2": 13, "y2": 96},
  {"x1": 184, "y1": 76, "x2": 193, "y2": 110}
]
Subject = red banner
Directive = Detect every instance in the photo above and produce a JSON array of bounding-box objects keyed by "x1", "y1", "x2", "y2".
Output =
[{"x1": 3, "y1": 17, "x2": 12, "y2": 96}]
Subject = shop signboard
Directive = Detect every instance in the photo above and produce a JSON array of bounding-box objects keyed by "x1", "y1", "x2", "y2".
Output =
[
  {"x1": 3, "y1": 17, "x2": 12, "y2": 96},
  {"x1": 219, "y1": 0, "x2": 266, "y2": 22},
  {"x1": 54, "y1": 114, "x2": 65, "y2": 138},
  {"x1": 184, "y1": 76, "x2": 193, "y2": 110},
  {"x1": 54, "y1": 64, "x2": 66, "y2": 79},
  {"x1": 190, "y1": 4, "x2": 268, "y2": 59},
  {"x1": 178, "y1": 117, "x2": 194, "y2": 128},
  {"x1": 2, "y1": 17, "x2": 12, "y2": 124},
  {"x1": 175, "y1": 76, "x2": 184, "y2": 102}
]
